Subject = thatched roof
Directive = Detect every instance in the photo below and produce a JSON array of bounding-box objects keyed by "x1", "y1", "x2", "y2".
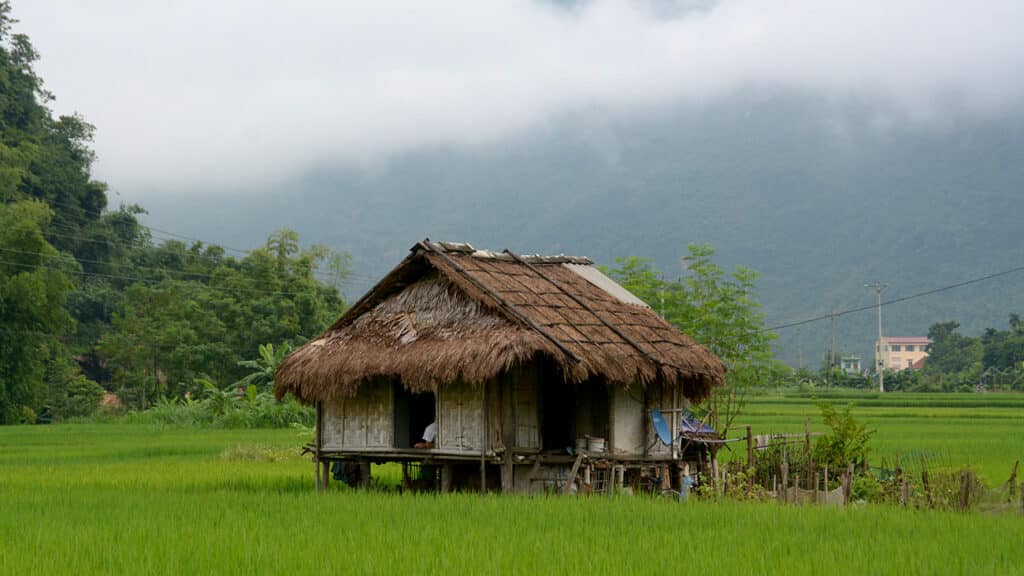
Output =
[{"x1": 275, "y1": 240, "x2": 726, "y2": 404}]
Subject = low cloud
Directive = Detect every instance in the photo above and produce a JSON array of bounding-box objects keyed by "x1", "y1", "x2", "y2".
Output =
[{"x1": 14, "y1": 0, "x2": 1024, "y2": 192}]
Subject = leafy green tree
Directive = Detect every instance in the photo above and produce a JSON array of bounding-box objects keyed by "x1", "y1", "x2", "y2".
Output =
[
  {"x1": 925, "y1": 321, "x2": 982, "y2": 375},
  {"x1": 0, "y1": 200, "x2": 75, "y2": 422}
]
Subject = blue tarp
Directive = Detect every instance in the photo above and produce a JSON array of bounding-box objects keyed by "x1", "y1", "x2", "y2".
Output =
[{"x1": 679, "y1": 414, "x2": 717, "y2": 435}]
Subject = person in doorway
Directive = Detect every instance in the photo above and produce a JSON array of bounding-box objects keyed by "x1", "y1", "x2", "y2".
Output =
[{"x1": 414, "y1": 422, "x2": 436, "y2": 449}]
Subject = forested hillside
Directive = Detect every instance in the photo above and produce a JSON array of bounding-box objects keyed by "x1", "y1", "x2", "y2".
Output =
[
  {"x1": 0, "y1": 5, "x2": 346, "y2": 423},
  {"x1": 138, "y1": 97, "x2": 1024, "y2": 365}
]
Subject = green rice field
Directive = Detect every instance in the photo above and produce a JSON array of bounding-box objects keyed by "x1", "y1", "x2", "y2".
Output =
[
  {"x1": 735, "y1": 390, "x2": 1024, "y2": 483},
  {"x1": 1, "y1": 392, "x2": 1023, "y2": 574}
]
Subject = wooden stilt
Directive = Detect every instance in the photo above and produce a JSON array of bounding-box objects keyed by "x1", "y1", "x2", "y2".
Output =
[
  {"x1": 359, "y1": 459, "x2": 370, "y2": 488},
  {"x1": 441, "y1": 464, "x2": 453, "y2": 493},
  {"x1": 501, "y1": 456, "x2": 514, "y2": 493}
]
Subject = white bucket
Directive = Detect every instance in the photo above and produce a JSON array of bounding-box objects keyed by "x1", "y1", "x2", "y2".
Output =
[{"x1": 587, "y1": 437, "x2": 606, "y2": 453}]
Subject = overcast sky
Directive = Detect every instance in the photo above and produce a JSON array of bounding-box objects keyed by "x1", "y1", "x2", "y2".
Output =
[{"x1": 12, "y1": 0, "x2": 1024, "y2": 193}]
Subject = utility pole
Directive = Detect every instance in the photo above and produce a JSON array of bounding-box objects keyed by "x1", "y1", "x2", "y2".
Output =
[
  {"x1": 864, "y1": 282, "x2": 888, "y2": 393},
  {"x1": 797, "y1": 329, "x2": 803, "y2": 371},
  {"x1": 829, "y1": 308, "x2": 836, "y2": 387},
  {"x1": 658, "y1": 275, "x2": 666, "y2": 319}
]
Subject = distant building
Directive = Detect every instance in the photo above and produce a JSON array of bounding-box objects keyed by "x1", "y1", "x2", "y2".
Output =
[
  {"x1": 840, "y1": 355, "x2": 862, "y2": 374},
  {"x1": 874, "y1": 336, "x2": 931, "y2": 372}
]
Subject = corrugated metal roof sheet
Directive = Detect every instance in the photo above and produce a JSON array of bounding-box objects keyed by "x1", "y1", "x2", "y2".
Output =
[{"x1": 562, "y1": 263, "x2": 650, "y2": 308}]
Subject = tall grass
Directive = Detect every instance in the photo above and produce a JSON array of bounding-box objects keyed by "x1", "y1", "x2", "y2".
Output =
[{"x1": 1, "y1": 424, "x2": 1023, "y2": 574}]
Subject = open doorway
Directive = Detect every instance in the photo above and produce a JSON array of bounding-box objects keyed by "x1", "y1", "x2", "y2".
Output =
[
  {"x1": 540, "y1": 379, "x2": 610, "y2": 452},
  {"x1": 540, "y1": 382, "x2": 574, "y2": 451},
  {"x1": 575, "y1": 379, "x2": 609, "y2": 442},
  {"x1": 394, "y1": 382, "x2": 436, "y2": 448}
]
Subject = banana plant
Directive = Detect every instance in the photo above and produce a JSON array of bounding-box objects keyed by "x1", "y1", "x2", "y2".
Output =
[{"x1": 234, "y1": 343, "x2": 292, "y2": 392}]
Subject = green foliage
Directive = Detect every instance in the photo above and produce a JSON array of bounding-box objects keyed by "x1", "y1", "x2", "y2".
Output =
[
  {"x1": 235, "y1": 343, "x2": 292, "y2": 391},
  {"x1": 0, "y1": 200, "x2": 75, "y2": 423},
  {"x1": 812, "y1": 402, "x2": 874, "y2": 472},
  {"x1": 905, "y1": 316, "x2": 1024, "y2": 392},
  {"x1": 96, "y1": 235, "x2": 347, "y2": 408},
  {"x1": 60, "y1": 375, "x2": 104, "y2": 419},
  {"x1": 120, "y1": 377, "x2": 313, "y2": 429}
]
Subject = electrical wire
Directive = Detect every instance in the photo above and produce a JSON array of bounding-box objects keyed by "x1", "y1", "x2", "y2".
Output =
[
  {"x1": 766, "y1": 264, "x2": 1024, "y2": 333},
  {"x1": 0, "y1": 257, "x2": 341, "y2": 297}
]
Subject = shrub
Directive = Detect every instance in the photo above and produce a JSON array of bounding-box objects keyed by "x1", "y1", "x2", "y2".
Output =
[{"x1": 813, "y1": 402, "x2": 874, "y2": 472}]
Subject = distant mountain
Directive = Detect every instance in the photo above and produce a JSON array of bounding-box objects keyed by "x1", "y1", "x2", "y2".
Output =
[{"x1": 133, "y1": 94, "x2": 1024, "y2": 366}]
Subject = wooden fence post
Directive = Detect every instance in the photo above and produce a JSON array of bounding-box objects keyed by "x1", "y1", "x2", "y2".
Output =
[
  {"x1": 843, "y1": 463, "x2": 854, "y2": 503},
  {"x1": 804, "y1": 419, "x2": 813, "y2": 489},
  {"x1": 921, "y1": 462, "x2": 933, "y2": 509},
  {"x1": 1007, "y1": 461, "x2": 1019, "y2": 503},
  {"x1": 780, "y1": 459, "x2": 789, "y2": 504},
  {"x1": 814, "y1": 471, "x2": 820, "y2": 504},
  {"x1": 902, "y1": 477, "x2": 910, "y2": 508},
  {"x1": 746, "y1": 425, "x2": 754, "y2": 469},
  {"x1": 958, "y1": 469, "x2": 969, "y2": 511}
]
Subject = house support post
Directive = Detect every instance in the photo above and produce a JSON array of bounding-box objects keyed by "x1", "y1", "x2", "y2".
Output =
[
  {"x1": 315, "y1": 401, "x2": 323, "y2": 492},
  {"x1": 480, "y1": 381, "x2": 488, "y2": 494},
  {"x1": 441, "y1": 464, "x2": 453, "y2": 493},
  {"x1": 359, "y1": 458, "x2": 370, "y2": 488},
  {"x1": 499, "y1": 374, "x2": 515, "y2": 494}
]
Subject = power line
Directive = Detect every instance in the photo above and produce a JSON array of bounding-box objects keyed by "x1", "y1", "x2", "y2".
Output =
[
  {"x1": 26, "y1": 196, "x2": 255, "y2": 255},
  {"x1": 17, "y1": 196, "x2": 381, "y2": 282},
  {"x1": 0, "y1": 245, "x2": 377, "y2": 289},
  {"x1": 0, "y1": 257, "x2": 342, "y2": 297},
  {"x1": 0, "y1": 326, "x2": 277, "y2": 356},
  {"x1": 19, "y1": 221, "x2": 380, "y2": 284},
  {"x1": 766, "y1": 264, "x2": 1024, "y2": 333}
]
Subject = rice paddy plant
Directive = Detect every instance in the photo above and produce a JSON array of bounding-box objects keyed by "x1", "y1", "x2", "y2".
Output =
[{"x1": 2, "y1": 422, "x2": 1023, "y2": 575}]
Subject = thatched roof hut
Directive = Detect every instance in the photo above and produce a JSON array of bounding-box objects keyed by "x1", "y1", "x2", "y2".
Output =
[{"x1": 275, "y1": 240, "x2": 725, "y2": 405}]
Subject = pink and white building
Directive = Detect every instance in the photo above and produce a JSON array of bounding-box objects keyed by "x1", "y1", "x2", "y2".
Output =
[{"x1": 874, "y1": 336, "x2": 932, "y2": 372}]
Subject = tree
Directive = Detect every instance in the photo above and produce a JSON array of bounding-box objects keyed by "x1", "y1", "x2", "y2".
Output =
[
  {"x1": 925, "y1": 321, "x2": 981, "y2": 375},
  {"x1": 0, "y1": 200, "x2": 75, "y2": 422}
]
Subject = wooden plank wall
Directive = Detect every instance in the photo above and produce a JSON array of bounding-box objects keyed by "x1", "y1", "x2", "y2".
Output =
[
  {"x1": 611, "y1": 386, "x2": 644, "y2": 454},
  {"x1": 438, "y1": 380, "x2": 484, "y2": 452},
  {"x1": 321, "y1": 378, "x2": 393, "y2": 450},
  {"x1": 512, "y1": 364, "x2": 539, "y2": 449}
]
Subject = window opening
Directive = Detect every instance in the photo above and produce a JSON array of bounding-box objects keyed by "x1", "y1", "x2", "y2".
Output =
[{"x1": 393, "y1": 382, "x2": 436, "y2": 449}]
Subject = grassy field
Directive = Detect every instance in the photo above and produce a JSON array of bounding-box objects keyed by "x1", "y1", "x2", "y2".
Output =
[
  {"x1": 1, "y1": 409, "x2": 1023, "y2": 574},
  {"x1": 733, "y1": 390, "x2": 1024, "y2": 483}
]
